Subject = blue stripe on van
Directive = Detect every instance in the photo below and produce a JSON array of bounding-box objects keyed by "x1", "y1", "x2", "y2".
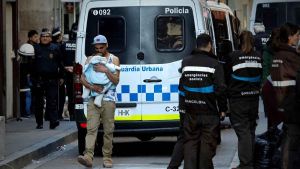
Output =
[
  {"x1": 121, "y1": 85, "x2": 130, "y2": 93},
  {"x1": 171, "y1": 84, "x2": 179, "y2": 92},
  {"x1": 117, "y1": 84, "x2": 179, "y2": 102},
  {"x1": 146, "y1": 93, "x2": 154, "y2": 101},
  {"x1": 154, "y1": 85, "x2": 162, "y2": 93},
  {"x1": 138, "y1": 85, "x2": 146, "y2": 93},
  {"x1": 162, "y1": 93, "x2": 171, "y2": 101}
]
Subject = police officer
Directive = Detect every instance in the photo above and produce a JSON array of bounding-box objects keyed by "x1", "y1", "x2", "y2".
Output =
[
  {"x1": 180, "y1": 34, "x2": 227, "y2": 169},
  {"x1": 52, "y1": 27, "x2": 66, "y2": 120},
  {"x1": 32, "y1": 28, "x2": 64, "y2": 129},
  {"x1": 253, "y1": 22, "x2": 269, "y2": 55},
  {"x1": 60, "y1": 23, "x2": 78, "y2": 120}
]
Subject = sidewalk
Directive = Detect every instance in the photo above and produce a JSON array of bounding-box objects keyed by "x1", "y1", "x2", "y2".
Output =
[{"x1": 0, "y1": 117, "x2": 77, "y2": 169}]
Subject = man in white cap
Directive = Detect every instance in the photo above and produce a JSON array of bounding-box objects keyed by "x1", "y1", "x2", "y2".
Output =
[{"x1": 77, "y1": 34, "x2": 120, "y2": 168}]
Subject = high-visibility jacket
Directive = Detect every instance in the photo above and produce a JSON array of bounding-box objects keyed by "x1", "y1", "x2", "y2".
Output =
[
  {"x1": 226, "y1": 50, "x2": 262, "y2": 99},
  {"x1": 179, "y1": 50, "x2": 227, "y2": 115},
  {"x1": 271, "y1": 45, "x2": 300, "y2": 124}
]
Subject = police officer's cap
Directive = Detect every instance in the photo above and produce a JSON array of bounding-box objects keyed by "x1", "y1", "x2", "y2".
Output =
[
  {"x1": 41, "y1": 28, "x2": 52, "y2": 36},
  {"x1": 52, "y1": 27, "x2": 61, "y2": 37}
]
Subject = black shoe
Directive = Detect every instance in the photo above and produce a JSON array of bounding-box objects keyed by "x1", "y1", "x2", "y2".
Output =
[
  {"x1": 49, "y1": 121, "x2": 60, "y2": 129},
  {"x1": 21, "y1": 115, "x2": 31, "y2": 119},
  {"x1": 36, "y1": 124, "x2": 43, "y2": 129}
]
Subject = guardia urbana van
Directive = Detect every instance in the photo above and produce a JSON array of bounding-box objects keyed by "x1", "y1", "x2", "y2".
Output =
[{"x1": 73, "y1": 0, "x2": 239, "y2": 154}]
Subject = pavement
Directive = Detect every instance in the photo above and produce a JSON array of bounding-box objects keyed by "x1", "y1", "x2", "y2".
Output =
[
  {"x1": 0, "y1": 117, "x2": 77, "y2": 169},
  {"x1": 0, "y1": 98, "x2": 268, "y2": 169}
]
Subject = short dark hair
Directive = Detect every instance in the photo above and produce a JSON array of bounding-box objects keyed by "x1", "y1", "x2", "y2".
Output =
[
  {"x1": 196, "y1": 34, "x2": 212, "y2": 48},
  {"x1": 28, "y1": 30, "x2": 38, "y2": 38}
]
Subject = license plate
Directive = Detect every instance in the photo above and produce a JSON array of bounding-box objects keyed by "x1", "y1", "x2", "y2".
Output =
[
  {"x1": 75, "y1": 104, "x2": 84, "y2": 109},
  {"x1": 116, "y1": 109, "x2": 131, "y2": 117}
]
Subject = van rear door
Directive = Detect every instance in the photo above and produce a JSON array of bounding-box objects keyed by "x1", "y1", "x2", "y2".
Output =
[
  {"x1": 84, "y1": 1, "x2": 143, "y2": 121},
  {"x1": 138, "y1": 5, "x2": 196, "y2": 120},
  {"x1": 83, "y1": 1, "x2": 196, "y2": 122}
]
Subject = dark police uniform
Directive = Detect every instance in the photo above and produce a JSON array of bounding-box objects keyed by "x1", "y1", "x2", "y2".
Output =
[
  {"x1": 180, "y1": 50, "x2": 227, "y2": 169},
  {"x1": 61, "y1": 39, "x2": 76, "y2": 120},
  {"x1": 52, "y1": 41, "x2": 66, "y2": 121},
  {"x1": 227, "y1": 50, "x2": 262, "y2": 169},
  {"x1": 32, "y1": 43, "x2": 64, "y2": 128},
  {"x1": 254, "y1": 32, "x2": 269, "y2": 55}
]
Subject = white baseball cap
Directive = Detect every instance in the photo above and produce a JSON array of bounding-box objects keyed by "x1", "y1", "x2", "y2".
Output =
[{"x1": 92, "y1": 35, "x2": 107, "y2": 45}]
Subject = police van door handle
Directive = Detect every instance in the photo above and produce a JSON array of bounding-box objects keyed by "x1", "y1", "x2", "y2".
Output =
[
  {"x1": 143, "y1": 76, "x2": 162, "y2": 83},
  {"x1": 137, "y1": 52, "x2": 144, "y2": 60}
]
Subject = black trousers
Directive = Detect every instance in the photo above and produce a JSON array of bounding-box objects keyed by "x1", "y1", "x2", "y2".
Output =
[
  {"x1": 168, "y1": 113, "x2": 185, "y2": 169},
  {"x1": 65, "y1": 71, "x2": 74, "y2": 119},
  {"x1": 183, "y1": 113, "x2": 219, "y2": 169},
  {"x1": 287, "y1": 124, "x2": 300, "y2": 169},
  {"x1": 32, "y1": 78, "x2": 59, "y2": 125},
  {"x1": 229, "y1": 97, "x2": 259, "y2": 169},
  {"x1": 58, "y1": 81, "x2": 65, "y2": 119}
]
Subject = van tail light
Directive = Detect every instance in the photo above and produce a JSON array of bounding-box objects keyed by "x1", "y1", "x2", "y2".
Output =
[
  {"x1": 80, "y1": 122, "x2": 87, "y2": 128},
  {"x1": 73, "y1": 63, "x2": 83, "y2": 103}
]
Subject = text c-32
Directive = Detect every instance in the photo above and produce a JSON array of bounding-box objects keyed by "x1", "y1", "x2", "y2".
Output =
[{"x1": 165, "y1": 106, "x2": 179, "y2": 112}]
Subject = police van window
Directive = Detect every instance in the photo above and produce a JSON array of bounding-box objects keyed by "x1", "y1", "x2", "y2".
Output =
[
  {"x1": 287, "y1": 2, "x2": 300, "y2": 26},
  {"x1": 211, "y1": 10, "x2": 229, "y2": 42},
  {"x1": 156, "y1": 16, "x2": 184, "y2": 52},
  {"x1": 85, "y1": 16, "x2": 125, "y2": 55},
  {"x1": 255, "y1": 3, "x2": 286, "y2": 33}
]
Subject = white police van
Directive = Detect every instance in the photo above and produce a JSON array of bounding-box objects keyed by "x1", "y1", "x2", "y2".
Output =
[
  {"x1": 73, "y1": 0, "x2": 238, "y2": 154},
  {"x1": 250, "y1": 0, "x2": 300, "y2": 34}
]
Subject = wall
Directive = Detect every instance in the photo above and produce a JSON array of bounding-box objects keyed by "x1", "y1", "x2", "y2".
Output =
[
  {"x1": 228, "y1": 0, "x2": 253, "y2": 30},
  {"x1": 18, "y1": 0, "x2": 56, "y2": 44},
  {"x1": 5, "y1": 3, "x2": 13, "y2": 118}
]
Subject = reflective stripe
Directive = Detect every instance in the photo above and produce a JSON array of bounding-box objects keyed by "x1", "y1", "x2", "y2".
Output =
[
  {"x1": 182, "y1": 66, "x2": 215, "y2": 73},
  {"x1": 232, "y1": 74, "x2": 261, "y2": 83},
  {"x1": 272, "y1": 80, "x2": 296, "y2": 87},
  {"x1": 266, "y1": 76, "x2": 296, "y2": 87},
  {"x1": 179, "y1": 90, "x2": 185, "y2": 96},
  {"x1": 115, "y1": 114, "x2": 141, "y2": 121},
  {"x1": 20, "y1": 88, "x2": 30, "y2": 92},
  {"x1": 114, "y1": 114, "x2": 180, "y2": 121},
  {"x1": 142, "y1": 114, "x2": 180, "y2": 120},
  {"x1": 183, "y1": 85, "x2": 214, "y2": 93},
  {"x1": 232, "y1": 63, "x2": 262, "y2": 72}
]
